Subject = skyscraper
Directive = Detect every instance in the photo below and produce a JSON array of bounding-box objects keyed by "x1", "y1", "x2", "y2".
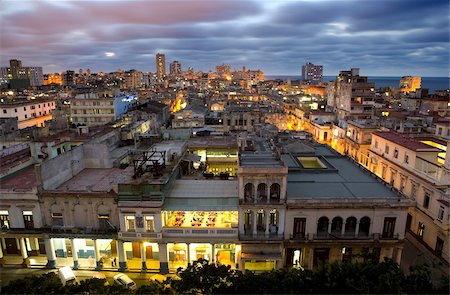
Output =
[
  {"x1": 156, "y1": 53, "x2": 166, "y2": 78},
  {"x1": 301, "y1": 62, "x2": 323, "y2": 84},
  {"x1": 170, "y1": 60, "x2": 181, "y2": 76},
  {"x1": 9, "y1": 59, "x2": 23, "y2": 79}
]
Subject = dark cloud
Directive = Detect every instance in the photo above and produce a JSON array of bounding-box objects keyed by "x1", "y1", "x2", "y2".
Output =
[{"x1": 0, "y1": 0, "x2": 448, "y2": 76}]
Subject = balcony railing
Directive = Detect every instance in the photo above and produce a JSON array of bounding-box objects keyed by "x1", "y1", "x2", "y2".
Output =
[
  {"x1": 162, "y1": 227, "x2": 238, "y2": 238},
  {"x1": 239, "y1": 232, "x2": 284, "y2": 241},
  {"x1": 43, "y1": 226, "x2": 117, "y2": 237}
]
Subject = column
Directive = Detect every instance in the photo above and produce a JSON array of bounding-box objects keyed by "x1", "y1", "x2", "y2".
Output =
[
  {"x1": 186, "y1": 243, "x2": 191, "y2": 265},
  {"x1": 1, "y1": 237, "x2": 5, "y2": 250},
  {"x1": 211, "y1": 243, "x2": 215, "y2": 264},
  {"x1": 266, "y1": 184, "x2": 270, "y2": 204},
  {"x1": 277, "y1": 210, "x2": 285, "y2": 236},
  {"x1": 31, "y1": 238, "x2": 40, "y2": 256},
  {"x1": 355, "y1": 222, "x2": 360, "y2": 238},
  {"x1": 158, "y1": 243, "x2": 169, "y2": 274},
  {"x1": 328, "y1": 221, "x2": 332, "y2": 235},
  {"x1": 94, "y1": 239, "x2": 102, "y2": 270},
  {"x1": 265, "y1": 211, "x2": 270, "y2": 235},
  {"x1": 238, "y1": 210, "x2": 245, "y2": 234},
  {"x1": 395, "y1": 247, "x2": 403, "y2": 265},
  {"x1": 341, "y1": 222, "x2": 346, "y2": 237},
  {"x1": 20, "y1": 238, "x2": 29, "y2": 267},
  {"x1": 70, "y1": 239, "x2": 79, "y2": 269},
  {"x1": 252, "y1": 211, "x2": 257, "y2": 235},
  {"x1": 117, "y1": 240, "x2": 127, "y2": 272},
  {"x1": 0, "y1": 241, "x2": 4, "y2": 267},
  {"x1": 140, "y1": 242, "x2": 147, "y2": 271},
  {"x1": 45, "y1": 238, "x2": 56, "y2": 269}
]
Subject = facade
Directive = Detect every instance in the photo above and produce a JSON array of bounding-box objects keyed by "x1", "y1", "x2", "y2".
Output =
[
  {"x1": 70, "y1": 93, "x2": 137, "y2": 126},
  {"x1": 44, "y1": 73, "x2": 63, "y2": 85},
  {"x1": 400, "y1": 76, "x2": 421, "y2": 93},
  {"x1": 169, "y1": 61, "x2": 181, "y2": 76},
  {"x1": 281, "y1": 142, "x2": 411, "y2": 268},
  {"x1": 302, "y1": 62, "x2": 323, "y2": 84},
  {"x1": 0, "y1": 98, "x2": 56, "y2": 129},
  {"x1": 156, "y1": 53, "x2": 166, "y2": 79},
  {"x1": 367, "y1": 131, "x2": 449, "y2": 268},
  {"x1": 326, "y1": 68, "x2": 375, "y2": 121},
  {"x1": 2, "y1": 60, "x2": 44, "y2": 87}
]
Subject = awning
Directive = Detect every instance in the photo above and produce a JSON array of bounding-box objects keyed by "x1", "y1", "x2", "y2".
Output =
[
  {"x1": 241, "y1": 253, "x2": 282, "y2": 260},
  {"x1": 182, "y1": 154, "x2": 202, "y2": 162}
]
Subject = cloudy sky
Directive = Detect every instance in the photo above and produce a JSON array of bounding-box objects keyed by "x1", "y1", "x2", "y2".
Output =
[{"x1": 1, "y1": 0, "x2": 448, "y2": 76}]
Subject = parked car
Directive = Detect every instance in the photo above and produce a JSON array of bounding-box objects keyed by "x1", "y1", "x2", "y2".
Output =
[
  {"x1": 58, "y1": 266, "x2": 77, "y2": 286},
  {"x1": 113, "y1": 274, "x2": 136, "y2": 290},
  {"x1": 92, "y1": 272, "x2": 109, "y2": 286}
]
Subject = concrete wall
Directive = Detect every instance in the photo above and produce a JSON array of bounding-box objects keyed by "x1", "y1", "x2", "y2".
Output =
[
  {"x1": 83, "y1": 143, "x2": 112, "y2": 168},
  {"x1": 39, "y1": 145, "x2": 84, "y2": 190}
]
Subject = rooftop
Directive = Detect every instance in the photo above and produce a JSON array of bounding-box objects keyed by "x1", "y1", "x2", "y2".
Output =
[
  {"x1": 373, "y1": 131, "x2": 441, "y2": 152},
  {"x1": 164, "y1": 179, "x2": 238, "y2": 210},
  {"x1": 282, "y1": 141, "x2": 403, "y2": 201},
  {"x1": 55, "y1": 167, "x2": 133, "y2": 192},
  {"x1": 0, "y1": 165, "x2": 37, "y2": 190}
]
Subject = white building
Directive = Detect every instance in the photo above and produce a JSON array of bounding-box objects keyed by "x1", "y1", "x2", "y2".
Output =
[{"x1": 0, "y1": 98, "x2": 56, "y2": 129}]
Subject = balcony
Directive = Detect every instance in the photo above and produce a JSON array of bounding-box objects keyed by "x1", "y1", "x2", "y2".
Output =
[
  {"x1": 240, "y1": 198, "x2": 282, "y2": 205},
  {"x1": 118, "y1": 231, "x2": 162, "y2": 240},
  {"x1": 43, "y1": 226, "x2": 117, "y2": 238},
  {"x1": 239, "y1": 232, "x2": 284, "y2": 241},
  {"x1": 310, "y1": 233, "x2": 400, "y2": 241},
  {"x1": 162, "y1": 227, "x2": 238, "y2": 238}
]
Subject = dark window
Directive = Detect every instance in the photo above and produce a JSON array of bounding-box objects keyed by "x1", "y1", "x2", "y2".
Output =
[
  {"x1": 435, "y1": 237, "x2": 444, "y2": 257},
  {"x1": 23, "y1": 211, "x2": 34, "y2": 229},
  {"x1": 423, "y1": 193, "x2": 430, "y2": 209},
  {"x1": 382, "y1": 217, "x2": 396, "y2": 238},
  {"x1": 52, "y1": 213, "x2": 64, "y2": 226},
  {"x1": 417, "y1": 222, "x2": 425, "y2": 239},
  {"x1": 98, "y1": 214, "x2": 110, "y2": 229},
  {"x1": 317, "y1": 217, "x2": 329, "y2": 237},
  {"x1": 293, "y1": 218, "x2": 306, "y2": 239}
]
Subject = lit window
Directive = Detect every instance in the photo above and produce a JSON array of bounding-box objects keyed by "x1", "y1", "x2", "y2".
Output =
[
  {"x1": 145, "y1": 216, "x2": 155, "y2": 232},
  {"x1": 125, "y1": 215, "x2": 135, "y2": 232},
  {"x1": 0, "y1": 210, "x2": 10, "y2": 229},
  {"x1": 417, "y1": 222, "x2": 425, "y2": 238}
]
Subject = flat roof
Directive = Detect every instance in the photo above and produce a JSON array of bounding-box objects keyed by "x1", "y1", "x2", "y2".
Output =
[
  {"x1": 287, "y1": 156, "x2": 399, "y2": 200},
  {"x1": 163, "y1": 179, "x2": 238, "y2": 210},
  {"x1": 0, "y1": 165, "x2": 36, "y2": 190},
  {"x1": 56, "y1": 168, "x2": 133, "y2": 192},
  {"x1": 372, "y1": 131, "x2": 441, "y2": 152}
]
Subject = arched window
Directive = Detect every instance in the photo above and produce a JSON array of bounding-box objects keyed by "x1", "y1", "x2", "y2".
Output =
[
  {"x1": 257, "y1": 183, "x2": 267, "y2": 202},
  {"x1": 345, "y1": 217, "x2": 357, "y2": 236},
  {"x1": 317, "y1": 217, "x2": 329, "y2": 237},
  {"x1": 359, "y1": 217, "x2": 371, "y2": 237},
  {"x1": 331, "y1": 217, "x2": 343, "y2": 236},
  {"x1": 270, "y1": 183, "x2": 280, "y2": 201},
  {"x1": 244, "y1": 183, "x2": 254, "y2": 202}
]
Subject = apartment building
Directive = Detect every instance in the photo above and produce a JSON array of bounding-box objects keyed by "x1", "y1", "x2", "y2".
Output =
[
  {"x1": 0, "y1": 98, "x2": 56, "y2": 129},
  {"x1": 70, "y1": 93, "x2": 137, "y2": 126},
  {"x1": 367, "y1": 131, "x2": 449, "y2": 268}
]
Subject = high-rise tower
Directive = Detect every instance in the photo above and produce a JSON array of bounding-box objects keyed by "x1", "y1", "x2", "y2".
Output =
[{"x1": 156, "y1": 53, "x2": 166, "y2": 78}]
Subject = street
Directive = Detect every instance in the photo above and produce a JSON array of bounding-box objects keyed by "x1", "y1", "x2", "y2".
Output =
[{"x1": 0, "y1": 267, "x2": 168, "y2": 288}]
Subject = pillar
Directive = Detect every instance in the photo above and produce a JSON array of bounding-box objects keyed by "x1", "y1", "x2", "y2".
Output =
[
  {"x1": 355, "y1": 222, "x2": 360, "y2": 238},
  {"x1": 266, "y1": 185, "x2": 270, "y2": 204},
  {"x1": 45, "y1": 238, "x2": 56, "y2": 269},
  {"x1": 341, "y1": 222, "x2": 346, "y2": 237},
  {"x1": 395, "y1": 247, "x2": 403, "y2": 265},
  {"x1": 277, "y1": 210, "x2": 285, "y2": 236},
  {"x1": 186, "y1": 243, "x2": 191, "y2": 265},
  {"x1": 1, "y1": 238, "x2": 5, "y2": 250},
  {"x1": 252, "y1": 211, "x2": 257, "y2": 235},
  {"x1": 140, "y1": 242, "x2": 147, "y2": 271},
  {"x1": 20, "y1": 238, "x2": 29, "y2": 267},
  {"x1": 117, "y1": 240, "x2": 127, "y2": 272},
  {"x1": 94, "y1": 239, "x2": 102, "y2": 270},
  {"x1": 265, "y1": 211, "x2": 270, "y2": 235},
  {"x1": 31, "y1": 238, "x2": 40, "y2": 256},
  {"x1": 238, "y1": 210, "x2": 245, "y2": 234},
  {"x1": 70, "y1": 239, "x2": 79, "y2": 269},
  {"x1": 211, "y1": 243, "x2": 215, "y2": 264},
  {"x1": 159, "y1": 243, "x2": 169, "y2": 274},
  {"x1": 0, "y1": 241, "x2": 4, "y2": 267}
]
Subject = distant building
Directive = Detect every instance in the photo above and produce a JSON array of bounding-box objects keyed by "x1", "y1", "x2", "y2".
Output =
[
  {"x1": 302, "y1": 62, "x2": 323, "y2": 84},
  {"x1": 70, "y1": 93, "x2": 137, "y2": 126},
  {"x1": 1, "y1": 59, "x2": 44, "y2": 87},
  {"x1": 216, "y1": 64, "x2": 231, "y2": 79},
  {"x1": 326, "y1": 68, "x2": 375, "y2": 122},
  {"x1": 400, "y1": 76, "x2": 421, "y2": 93},
  {"x1": 0, "y1": 98, "x2": 56, "y2": 129},
  {"x1": 169, "y1": 61, "x2": 181, "y2": 76},
  {"x1": 44, "y1": 73, "x2": 62, "y2": 85},
  {"x1": 156, "y1": 53, "x2": 166, "y2": 78},
  {"x1": 62, "y1": 70, "x2": 75, "y2": 86}
]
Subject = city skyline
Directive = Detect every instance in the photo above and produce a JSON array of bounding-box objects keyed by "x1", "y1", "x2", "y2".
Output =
[{"x1": 1, "y1": 0, "x2": 449, "y2": 76}]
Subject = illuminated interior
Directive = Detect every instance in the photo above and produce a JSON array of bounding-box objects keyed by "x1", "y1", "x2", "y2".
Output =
[
  {"x1": 192, "y1": 149, "x2": 238, "y2": 175},
  {"x1": 163, "y1": 211, "x2": 238, "y2": 228},
  {"x1": 297, "y1": 156, "x2": 327, "y2": 169}
]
